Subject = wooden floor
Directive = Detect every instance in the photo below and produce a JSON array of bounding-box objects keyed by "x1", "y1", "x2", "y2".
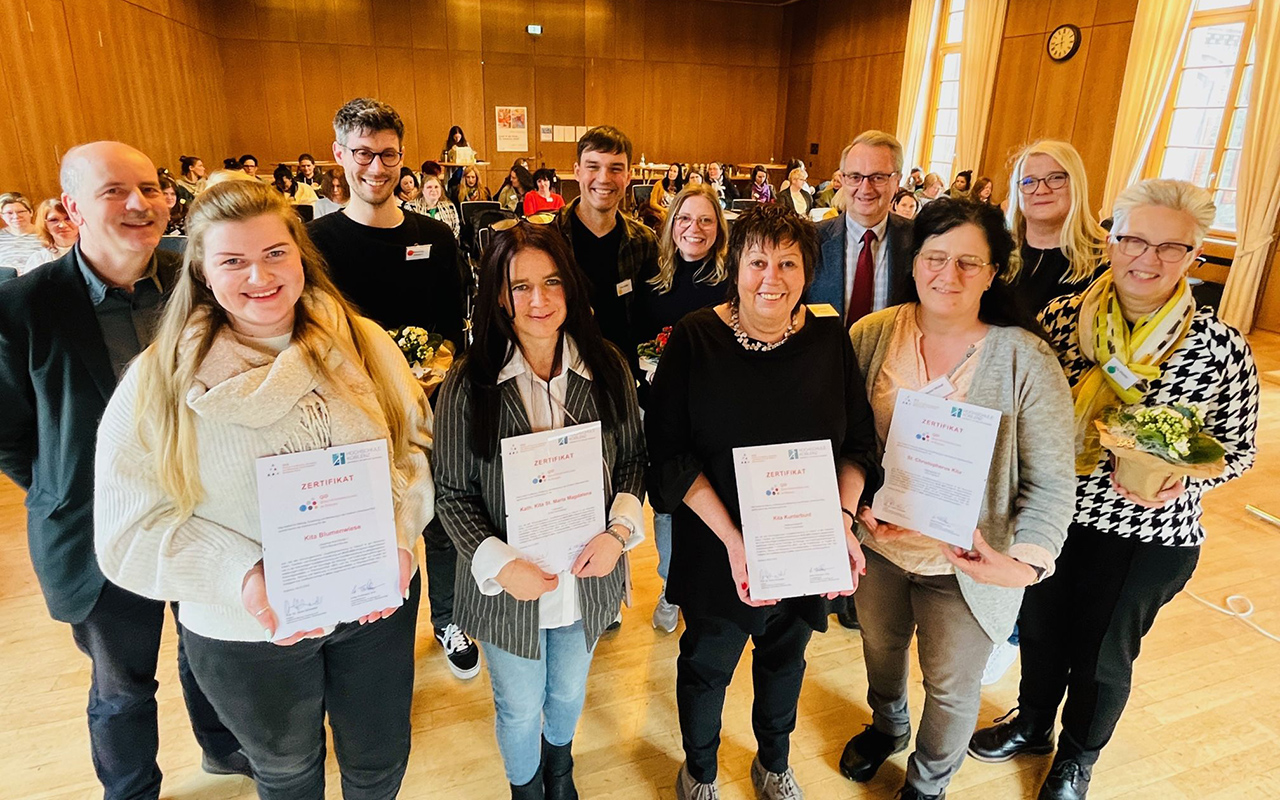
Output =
[{"x1": 4, "y1": 334, "x2": 1280, "y2": 800}]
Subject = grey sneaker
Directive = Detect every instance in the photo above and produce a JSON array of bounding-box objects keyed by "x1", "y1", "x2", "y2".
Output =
[
  {"x1": 675, "y1": 762, "x2": 719, "y2": 800},
  {"x1": 750, "y1": 757, "x2": 804, "y2": 800},
  {"x1": 652, "y1": 588, "x2": 680, "y2": 633}
]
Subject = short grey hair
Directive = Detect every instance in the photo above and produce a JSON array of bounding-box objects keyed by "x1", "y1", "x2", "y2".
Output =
[
  {"x1": 840, "y1": 130, "x2": 904, "y2": 174},
  {"x1": 1112, "y1": 179, "x2": 1216, "y2": 246},
  {"x1": 332, "y1": 97, "x2": 404, "y2": 145}
]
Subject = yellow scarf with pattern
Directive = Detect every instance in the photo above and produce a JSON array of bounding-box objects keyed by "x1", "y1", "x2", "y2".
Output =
[{"x1": 1072, "y1": 272, "x2": 1195, "y2": 474}]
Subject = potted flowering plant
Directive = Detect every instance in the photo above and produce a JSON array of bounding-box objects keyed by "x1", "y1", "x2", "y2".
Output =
[
  {"x1": 637, "y1": 326, "x2": 672, "y2": 383},
  {"x1": 387, "y1": 326, "x2": 455, "y2": 396},
  {"x1": 1095, "y1": 403, "x2": 1226, "y2": 502}
]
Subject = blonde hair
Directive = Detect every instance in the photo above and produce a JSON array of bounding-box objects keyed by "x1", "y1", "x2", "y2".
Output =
[
  {"x1": 205, "y1": 169, "x2": 259, "y2": 188},
  {"x1": 457, "y1": 165, "x2": 485, "y2": 201},
  {"x1": 1112, "y1": 179, "x2": 1216, "y2": 246},
  {"x1": 841, "y1": 130, "x2": 904, "y2": 174},
  {"x1": 650, "y1": 184, "x2": 729, "y2": 294},
  {"x1": 33, "y1": 198, "x2": 71, "y2": 249},
  {"x1": 1005, "y1": 140, "x2": 1106, "y2": 283},
  {"x1": 131, "y1": 181, "x2": 413, "y2": 515}
]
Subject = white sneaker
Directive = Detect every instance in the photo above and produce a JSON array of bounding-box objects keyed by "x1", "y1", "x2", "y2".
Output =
[
  {"x1": 981, "y1": 640, "x2": 1019, "y2": 686},
  {"x1": 652, "y1": 589, "x2": 680, "y2": 633}
]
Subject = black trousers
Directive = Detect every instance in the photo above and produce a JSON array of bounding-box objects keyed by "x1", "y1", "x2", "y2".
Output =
[
  {"x1": 1018, "y1": 523, "x2": 1199, "y2": 766},
  {"x1": 423, "y1": 517, "x2": 457, "y2": 629},
  {"x1": 68, "y1": 581, "x2": 240, "y2": 800},
  {"x1": 676, "y1": 604, "x2": 814, "y2": 783},
  {"x1": 182, "y1": 573, "x2": 421, "y2": 800}
]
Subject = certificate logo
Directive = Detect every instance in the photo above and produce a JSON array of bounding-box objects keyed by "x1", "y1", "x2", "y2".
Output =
[
  {"x1": 950, "y1": 407, "x2": 963, "y2": 419},
  {"x1": 298, "y1": 498, "x2": 318, "y2": 512},
  {"x1": 332, "y1": 452, "x2": 347, "y2": 466},
  {"x1": 532, "y1": 474, "x2": 547, "y2": 485},
  {"x1": 914, "y1": 433, "x2": 932, "y2": 442},
  {"x1": 266, "y1": 464, "x2": 279, "y2": 478},
  {"x1": 765, "y1": 486, "x2": 782, "y2": 497},
  {"x1": 557, "y1": 435, "x2": 569, "y2": 446},
  {"x1": 788, "y1": 449, "x2": 799, "y2": 460}
]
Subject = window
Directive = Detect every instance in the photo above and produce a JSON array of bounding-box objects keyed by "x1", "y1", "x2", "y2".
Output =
[
  {"x1": 923, "y1": 0, "x2": 964, "y2": 181},
  {"x1": 1147, "y1": 0, "x2": 1256, "y2": 235}
]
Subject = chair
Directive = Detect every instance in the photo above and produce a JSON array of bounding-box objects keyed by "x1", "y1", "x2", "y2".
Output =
[
  {"x1": 461, "y1": 200, "x2": 501, "y2": 231},
  {"x1": 0, "y1": 266, "x2": 17, "y2": 284},
  {"x1": 732, "y1": 199, "x2": 759, "y2": 212},
  {"x1": 632, "y1": 183, "x2": 655, "y2": 207},
  {"x1": 294, "y1": 204, "x2": 314, "y2": 222}
]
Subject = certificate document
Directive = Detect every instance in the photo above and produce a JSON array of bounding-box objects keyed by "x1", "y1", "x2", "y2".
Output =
[
  {"x1": 502, "y1": 421, "x2": 605, "y2": 575},
  {"x1": 871, "y1": 389, "x2": 1002, "y2": 549},
  {"x1": 733, "y1": 440, "x2": 853, "y2": 601},
  {"x1": 255, "y1": 439, "x2": 402, "y2": 641}
]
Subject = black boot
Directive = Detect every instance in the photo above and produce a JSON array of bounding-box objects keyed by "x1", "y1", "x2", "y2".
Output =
[
  {"x1": 968, "y1": 708, "x2": 1055, "y2": 763},
  {"x1": 511, "y1": 762, "x2": 545, "y2": 800},
  {"x1": 542, "y1": 737, "x2": 578, "y2": 800},
  {"x1": 899, "y1": 781, "x2": 946, "y2": 799},
  {"x1": 839, "y1": 724, "x2": 910, "y2": 782},
  {"x1": 834, "y1": 597, "x2": 860, "y2": 630},
  {"x1": 1038, "y1": 757, "x2": 1090, "y2": 800}
]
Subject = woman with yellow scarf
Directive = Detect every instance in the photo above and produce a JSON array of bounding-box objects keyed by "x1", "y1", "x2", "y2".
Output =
[{"x1": 968, "y1": 180, "x2": 1260, "y2": 800}]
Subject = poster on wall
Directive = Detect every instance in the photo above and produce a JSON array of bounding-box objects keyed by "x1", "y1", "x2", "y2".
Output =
[{"x1": 496, "y1": 106, "x2": 529, "y2": 152}]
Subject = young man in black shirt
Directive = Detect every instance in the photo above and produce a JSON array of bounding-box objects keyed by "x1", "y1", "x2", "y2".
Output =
[{"x1": 307, "y1": 97, "x2": 478, "y2": 679}]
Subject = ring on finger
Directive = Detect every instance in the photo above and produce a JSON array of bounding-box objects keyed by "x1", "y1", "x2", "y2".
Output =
[{"x1": 253, "y1": 607, "x2": 270, "y2": 617}]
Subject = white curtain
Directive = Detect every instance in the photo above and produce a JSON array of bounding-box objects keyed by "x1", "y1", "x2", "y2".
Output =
[
  {"x1": 896, "y1": 0, "x2": 944, "y2": 174},
  {"x1": 1220, "y1": 0, "x2": 1280, "y2": 333},
  {"x1": 955, "y1": 0, "x2": 1008, "y2": 172},
  {"x1": 1099, "y1": 0, "x2": 1195, "y2": 217}
]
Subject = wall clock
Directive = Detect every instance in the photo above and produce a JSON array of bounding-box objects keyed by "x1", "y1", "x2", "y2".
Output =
[{"x1": 1048, "y1": 24, "x2": 1082, "y2": 62}]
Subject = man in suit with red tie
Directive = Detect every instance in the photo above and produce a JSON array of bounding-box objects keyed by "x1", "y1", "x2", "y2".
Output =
[{"x1": 808, "y1": 130, "x2": 914, "y2": 630}]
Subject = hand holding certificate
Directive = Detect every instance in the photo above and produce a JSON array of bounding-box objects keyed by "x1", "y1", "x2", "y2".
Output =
[
  {"x1": 254, "y1": 439, "x2": 405, "y2": 643},
  {"x1": 733, "y1": 440, "x2": 855, "y2": 602},
  {"x1": 871, "y1": 389, "x2": 1002, "y2": 549}
]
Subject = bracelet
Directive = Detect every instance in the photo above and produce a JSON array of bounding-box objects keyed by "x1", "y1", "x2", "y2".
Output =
[
  {"x1": 841, "y1": 507, "x2": 857, "y2": 524},
  {"x1": 604, "y1": 525, "x2": 628, "y2": 548}
]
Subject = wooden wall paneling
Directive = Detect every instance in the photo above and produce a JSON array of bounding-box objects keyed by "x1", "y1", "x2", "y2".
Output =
[
  {"x1": 1003, "y1": 0, "x2": 1052, "y2": 37},
  {"x1": 741, "y1": 67, "x2": 784, "y2": 166},
  {"x1": 582, "y1": 0, "x2": 618, "y2": 60},
  {"x1": 411, "y1": 48, "x2": 457, "y2": 163},
  {"x1": 255, "y1": 0, "x2": 300, "y2": 40},
  {"x1": 863, "y1": 50, "x2": 906, "y2": 131},
  {"x1": 607, "y1": 0, "x2": 646, "y2": 62},
  {"x1": 334, "y1": 0, "x2": 375, "y2": 46},
  {"x1": 446, "y1": 52, "x2": 485, "y2": 157},
  {"x1": 144, "y1": 6, "x2": 187, "y2": 161},
  {"x1": 62, "y1": 0, "x2": 125, "y2": 146},
  {"x1": 532, "y1": 58, "x2": 585, "y2": 168},
  {"x1": 787, "y1": 0, "x2": 819, "y2": 66},
  {"x1": 218, "y1": 0, "x2": 262, "y2": 38},
  {"x1": 481, "y1": 0, "x2": 536, "y2": 56},
  {"x1": 696, "y1": 65, "x2": 739, "y2": 163},
  {"x1": 371, "y1": 0, "x2": 415, "y2": 48},
  {"x1": 443, "y1": 0, "x2": 482, "y2": 53},
  {"x1": 1046, "y1": 0, "x2": 1098, "y2": 31},
  {"x1": 1255, "y1": 246, "x2": 1280, "y2": 332},
  {"x1": 1093, "y1": 0, "x2": 1139, "y2": 27},
  {"x1": 532, "y1": 0, "x2": 587, "y2": 59},
  {"x1": 716, "y1": 4, "x2": 785, "y2": 68},
  {"x1": 294, "y1": 0, "x2": 340, "y2": 44},
  {"x1": 375, "y1": 48, "x2": 421, "y2": 162},
  {"x1": 408, "y1": 0, "x2": 449, "y2": 47},
  {"x1": 259, "y1": 42, "x2": 310, "y2": 162},
  {"x1": 337, "y1": 44, "x2": 380, "y2": 101},
  {"x1": 0, "y1": 32, "x2": 32, "y2": 195},
  {"x1": 583, "y1": 58, "x2": 645, "y2": 144},
  {"x1": 781, "y1": 63, "x2": 814, "y2": 167},
  {"x1": 299, "y1": 42, "x2": 346, "y2": 156},
  {"x1": 1072, "y1": 22, "x2": 1134, "y2": 215},
  {"x1": 220, "y1": 38, "x2": 273, "y2": 159},
  {"x1": 641, "y1": 61, "x2": 700, "y2": 161},
  {"x1": 813, "y1": 0, "x2": 854, "y2": 63},
  {"x1": 861, "y1": 0, "x2": 912, "y2": 56},
  {"x1": 481, "y1": 56, "x2": 536, "y2": 160},
  {"x1": 979, "y1": 34, "x2": 1042, "y2": 191},
  {"x1": 1026, "y1": 31, "x2": 1090, "y2": 145}
]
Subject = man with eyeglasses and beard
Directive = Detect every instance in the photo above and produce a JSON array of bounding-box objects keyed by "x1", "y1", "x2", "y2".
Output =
[
  {"x1": 807, "y1": 129, "x2": 914, "y2": 631},
  {"x1": 307, "y1": 97, "x2": 480, "y2": 681}
]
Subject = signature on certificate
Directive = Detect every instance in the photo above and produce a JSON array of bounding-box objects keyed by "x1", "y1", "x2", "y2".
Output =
[
  {"x1": 352, "y1": 580, "x2": 385, "y2": 595},
  {"x1": 285, "y1": 596, "x2": 323, "y2": 617}
]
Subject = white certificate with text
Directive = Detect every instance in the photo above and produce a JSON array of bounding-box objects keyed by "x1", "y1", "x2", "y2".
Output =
[
  {"x1": 255, "y1": 439, "x2": 402, "y2": 642},
  {"x1": 502, "y1": 421, "x2": 605, "y2": 575},
  {"x1": 871, "y1": 389, "x2": 1002, "y2": 549},
  {"x1": 733, "y1": 440, "x2": 853, "y2": 601}
]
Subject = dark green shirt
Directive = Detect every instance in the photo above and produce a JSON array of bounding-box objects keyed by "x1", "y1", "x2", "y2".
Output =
[{"x1": 75, "y1": 245, "x2": 166, "y2": 379}]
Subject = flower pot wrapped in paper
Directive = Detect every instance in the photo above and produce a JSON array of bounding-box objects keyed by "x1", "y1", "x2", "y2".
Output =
[
  {"x1": 637, "y1": 326, "x2": 672, "y2": 384},
  {"x1": 388, "y1": 327, "x2": 455, "y2": 398},
  {"x1": 1094, "y1": 404, "x2": 1226, "y2": 503}
]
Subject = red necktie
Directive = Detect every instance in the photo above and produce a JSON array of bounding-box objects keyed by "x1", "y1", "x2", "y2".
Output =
[{"x1": 847, "y1": 228, "x2": 877, "y2": 324}]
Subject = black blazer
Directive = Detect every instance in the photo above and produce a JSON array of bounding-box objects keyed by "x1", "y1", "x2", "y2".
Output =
[
  {"x1": 0, "y1": 248, "x2": 179, "y2": 623},
  {"x1": 808, "y1": 211, "x2": 914, "y2": 320},
  {"x1": 777, "y1": 186, "x2": 814, "y2": 216}
]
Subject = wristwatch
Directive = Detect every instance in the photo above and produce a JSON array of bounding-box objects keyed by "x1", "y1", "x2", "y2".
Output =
[
  {"x1": 604, "y1": 523, "x2": 629, "y2": 548},
  {"x1": 1017, "y1": 559, "x2": 1047, "y2": 584}
]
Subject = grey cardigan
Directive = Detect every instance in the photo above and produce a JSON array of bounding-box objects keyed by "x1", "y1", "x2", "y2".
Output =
[
  {"x1": 849, "y1": 305, "x2": 1076, "y2": 642},
  {"x1": 433, "y1": 354, "x2": 646, "y2": 660}
]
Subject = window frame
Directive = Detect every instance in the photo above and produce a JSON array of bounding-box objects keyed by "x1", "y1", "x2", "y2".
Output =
[
  {"x1": 1144, "y1": 1, "x2": 1256, "y2": 239},
  {"x1": 921, "y1": 0, "x2": 964, "y2": 182}
]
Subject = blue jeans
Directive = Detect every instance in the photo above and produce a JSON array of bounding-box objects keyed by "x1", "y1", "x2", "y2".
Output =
[
  {"x1": 654, "y1": 512, "x2": 673, "y2": 582},
  {"x1": 481, "y1": 621, "x2": 595, "y2": 784}
]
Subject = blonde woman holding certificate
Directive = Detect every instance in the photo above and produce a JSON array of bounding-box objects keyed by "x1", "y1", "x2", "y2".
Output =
[
  {"x1": 843, "y1": 199, "x2": 1075, "y2": 800},
  {"x1": 93, "y1": 181, "x2": 434, "y2": 799},
  {"x1": 434, "y1": 222, "x2": 645, "y2": 800}
]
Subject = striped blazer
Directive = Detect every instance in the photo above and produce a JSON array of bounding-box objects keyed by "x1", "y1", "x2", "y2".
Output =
[{"x1": 434, "y1": 352, "x2": 646, "y2": 659}]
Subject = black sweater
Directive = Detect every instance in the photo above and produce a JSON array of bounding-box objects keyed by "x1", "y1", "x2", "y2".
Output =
[
  {"x1": 645, "y1": 308, "x2": 881, "y2": 633},
  {"x1": 1013, "y1": 243, "x2": 1099, "y2": 317},
  {"x1": 633, "y1": 254, "x2": 728, "y2": 345}
]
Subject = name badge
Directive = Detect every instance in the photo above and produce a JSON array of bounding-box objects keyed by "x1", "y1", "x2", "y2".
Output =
[
  {"x1": 405, "y1": 244, "x2": 432, "y2": 261},
  {"x1": 808, "y1": 303, "x2": 839, "y2": 318},
  {"x1": 616, "y1": 279, "x2": 633, "y2": 297},
  {"x1": 919, "y1": 375, "x2": 956, "y2": 398},
  {"x1": 1102, "y1": 356, "x2": 1140, "y2": 391}
]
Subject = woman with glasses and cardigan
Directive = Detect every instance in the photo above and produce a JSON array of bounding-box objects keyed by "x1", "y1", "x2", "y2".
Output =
[
  {"x1": 434, "y1": 222, "x2": 645, "y2": 799},
  {"x1": 840, "y1": 199, "x2": 1075, "y2": 800},
  {"x1": 969, "y1": 181, "x2": 1259, "y2": 800}
]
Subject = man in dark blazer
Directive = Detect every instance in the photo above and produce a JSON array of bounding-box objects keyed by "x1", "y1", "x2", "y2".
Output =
[
  {"x1": 0, "y1": 142, "x2": 247, "y2": 799},
  {"x1": 808, "y1": 130, "x2": 915, "y2": 328}
]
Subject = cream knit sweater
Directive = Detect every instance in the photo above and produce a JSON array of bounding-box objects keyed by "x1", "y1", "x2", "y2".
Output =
[{"x1": 93, "y1": 310, "x2": 434, "y2": 642}]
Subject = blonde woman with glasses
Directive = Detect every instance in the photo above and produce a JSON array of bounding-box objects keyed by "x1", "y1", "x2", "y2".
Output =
[
  {"x1": 21, "y1": 198, "x2": 79, "y2": 274},
  {"x1": 94, "y1": 180, "x2": 434, "y2": 799},
  {"x1": 1004, "y1": 140, "x2": 1107, "y2": 315}
]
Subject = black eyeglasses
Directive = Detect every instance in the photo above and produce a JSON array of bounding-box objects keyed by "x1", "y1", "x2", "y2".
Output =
[
  {"x1": 1111, "y1": 235, "x2": 1195, "y2": 264},
  {"x1": 338, "y1": 144, "x2": 404, "y2": 167},
  {"x1": 1018, "y1": 172, "x2": 1069, "y2": 194},
  {"x1": 839, "y1": 171, "x2": 897, "y2": 188}
]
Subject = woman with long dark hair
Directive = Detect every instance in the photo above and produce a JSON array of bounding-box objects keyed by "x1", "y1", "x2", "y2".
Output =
[
  {"x1": 434, "y1": 223, "x2": 645, "y2": 799},
  {"x1": 838, "y1": 198, "x2": 1075, "y2": 799}
]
